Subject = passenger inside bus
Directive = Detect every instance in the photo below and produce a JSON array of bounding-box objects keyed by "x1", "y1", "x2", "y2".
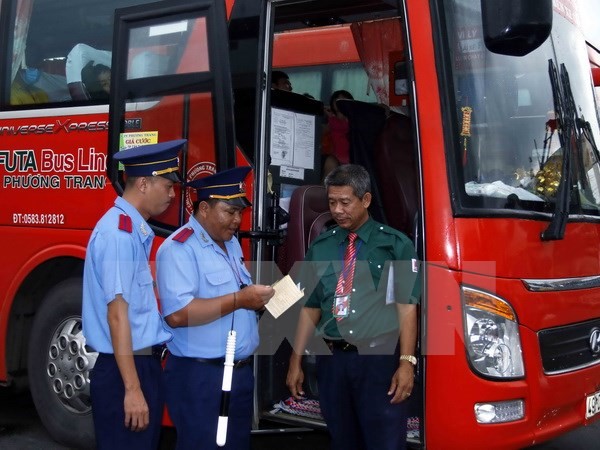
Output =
[
  {"x1": 11, "y1": 42, "x2": 69, "y2": 105},
  {"x1": 10, "y1": 42, "x2": 49, "y2": 105},
  {"x1": 322, "y1": 90, "x2": 355, "y2": 164},
  {"x1": 272, "y1": 70, "x2": 293, "y2": 91},
  {"x1": 81, "y1": 61, "x2": 111, "y2": 101},
  {"x1": 65, "y1": 43, "x2": 111, "y2": 100},
  {"x1": 11, "y1": 67, "x2": 48, "y2": 105}
]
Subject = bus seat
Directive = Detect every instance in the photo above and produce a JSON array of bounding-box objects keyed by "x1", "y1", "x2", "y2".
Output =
[
  {"x1": 41, "y1": 59, "x2": 65, "y2": 76},
  {"x1": 279, "y1": 185, "x2": 332, "y2": 275},
  {"x1": 65, "y1": 43, "x2": 111, "y2": 100},
  {"x1": 373, "y1": 111, "x2": 418, "y2": 238}
]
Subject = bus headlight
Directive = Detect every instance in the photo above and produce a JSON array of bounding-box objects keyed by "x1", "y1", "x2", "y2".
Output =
[
  {"x1": 474, "y1": 399, "x2": 525, "y2": 423},
  {"x1": 462, "y1": 286, "x2": 524, "y2": 379}
]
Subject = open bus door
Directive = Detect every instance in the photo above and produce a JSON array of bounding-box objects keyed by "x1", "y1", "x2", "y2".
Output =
[
  {"x1": 107, "y1": 0, "x2": 237, "y2": 235},
  {"x1": 229, "y1": 0, "x2": 422, "y2": 439}
]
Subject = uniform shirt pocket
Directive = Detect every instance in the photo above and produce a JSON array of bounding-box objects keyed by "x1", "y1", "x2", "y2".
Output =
[
  {"x1": 132, "y1": 267, "x2": 155, "y2": 313},
  {"x1": 204, "y1": 268, "x2": 234, "y2": 294}
]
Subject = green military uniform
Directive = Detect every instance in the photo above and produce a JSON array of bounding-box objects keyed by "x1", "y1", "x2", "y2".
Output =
[{"x1": 302, "y1": 217, "x2": 420, "y2": 344}]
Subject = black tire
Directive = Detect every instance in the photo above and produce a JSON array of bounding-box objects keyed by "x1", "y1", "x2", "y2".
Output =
[{"x1": 28, "y1": 277, "x2": 97, "y2": 449}]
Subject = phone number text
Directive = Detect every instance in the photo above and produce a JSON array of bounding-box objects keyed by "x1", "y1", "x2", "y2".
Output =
[{"x1": 13, "y1": 213, "x2": 65, "y2": 225}]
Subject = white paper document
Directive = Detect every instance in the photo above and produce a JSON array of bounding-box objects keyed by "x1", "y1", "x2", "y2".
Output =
[
  {"x1": 265, "y1": 275, "x2": 304, "y2": 319},
  {"x1": 270, "y1": 107, "x2": 315, "y2": 170}
]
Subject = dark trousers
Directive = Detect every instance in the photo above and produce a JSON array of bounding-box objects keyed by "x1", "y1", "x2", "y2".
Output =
[
  {"x1": 316, "y1": 350, "x2": 409, "y2": 450},
  {"x1": 165, "y1": 354, "x2": 254, "y2": 450},
  {"x1": 90, "y1": 353, "x2": 164, "y2": 450}
]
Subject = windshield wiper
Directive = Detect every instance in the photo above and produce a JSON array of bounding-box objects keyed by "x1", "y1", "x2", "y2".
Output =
[{"x1": 541, "y1": 61, "x2": 575, "y2": 241}]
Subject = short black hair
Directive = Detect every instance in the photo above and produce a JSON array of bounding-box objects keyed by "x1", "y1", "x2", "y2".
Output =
[
  {"x1": 93, "y1": 64, "x2": 110, "y2": 76},
  {"x1": 329, "y1": 90, "x2": 354, "y2": 112},
  {"x1": 272, "y1": 70, "x2": 289, "y2": 84}
]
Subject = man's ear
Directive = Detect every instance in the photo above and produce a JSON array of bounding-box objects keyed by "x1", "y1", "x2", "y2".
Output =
[
  {"x1": 197, "y1": 200, "x2": 210, "y2": 218},
  {"x1": 362, "y1": 192, "x2": 372, "y2": 208},
  {"x1": 137, "y1": 176, "x2": 149, "y2": 193}
]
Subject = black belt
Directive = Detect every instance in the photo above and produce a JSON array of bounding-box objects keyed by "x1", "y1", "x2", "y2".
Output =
[
  {"x1": 324, "y1": 339, "x2": 358, "y2": 352},
  {"x1": 132, "y1": 344, "x2": 168, "y2": 361},
  {"x1": 192, "y1": 356, "x2": 253, "y2": 369},
  {"x1": 324, "y1": 332, "x2": 398, "y2": 353}
]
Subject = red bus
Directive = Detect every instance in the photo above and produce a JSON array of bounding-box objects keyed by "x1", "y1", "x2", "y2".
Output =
[{"x1": 1, "y1": 0, "x2": 600, "y2": 449}]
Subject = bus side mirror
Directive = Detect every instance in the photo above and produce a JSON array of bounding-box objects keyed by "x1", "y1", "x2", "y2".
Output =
[{"x1": 481, "y1": 0, "x2": 552, "y2": 56}]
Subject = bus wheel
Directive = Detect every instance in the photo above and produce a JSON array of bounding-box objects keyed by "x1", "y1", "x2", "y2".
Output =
[{"x1": 28, "y1": 277, "x2": 97, "y2": 448}]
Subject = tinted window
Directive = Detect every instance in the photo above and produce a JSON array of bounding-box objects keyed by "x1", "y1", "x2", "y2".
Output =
[
  {"x1": 283, "y1": 63, "x2": 373, "y2": 104},
  {"x1": 5, "y1": 0, "x2": 159, "y2": 108}
]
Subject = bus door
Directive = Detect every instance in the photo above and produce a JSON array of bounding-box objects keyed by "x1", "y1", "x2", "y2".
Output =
[
  {"x1": 108, "y1": 0, "x2": 237, "y2": 235},
  {"x1": 230, "y1": 0, "x2": 421, "y2": 438}
]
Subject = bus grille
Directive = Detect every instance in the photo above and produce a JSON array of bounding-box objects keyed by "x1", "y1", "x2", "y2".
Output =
[{"x1": 538, "y1": 318, "x2": 600, "y2": 374}]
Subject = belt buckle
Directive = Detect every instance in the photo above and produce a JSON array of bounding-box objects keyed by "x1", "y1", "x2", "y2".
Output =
[
  {"x1": 160, "y1": 346, "x2": 168, "y2": 361},
  {"x1": 153, "y1": 345, "x2": 168, "y2": 361}
]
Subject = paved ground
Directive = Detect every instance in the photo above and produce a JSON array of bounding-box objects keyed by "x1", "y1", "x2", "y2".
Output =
[
  {"x1": 1, "y1": 388, "x2": 599, "y2": 449},
  {"x1": 0, "y1": 389, "x2": 330, "y2": 450}
]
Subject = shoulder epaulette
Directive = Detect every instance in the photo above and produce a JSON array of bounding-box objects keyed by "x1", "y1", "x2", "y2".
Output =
[
  {"x1": 311, "y1": 226, "x2": 339, "y2": 246},
  {"x1": 173, "y1": 227, "x2": 194, "y2": 243},
  {"x1": 118, "y1": 214, "x2": 133, "y2": 233},
  {"x1": 376, "y1": 223, "x2": 412, "y2": 243}
]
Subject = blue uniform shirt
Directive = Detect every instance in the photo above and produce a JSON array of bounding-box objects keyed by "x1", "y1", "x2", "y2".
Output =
[
  {"x1": 156, "y1": 215, "x2": 257, "y2": 359},
  {"x1": 82, "y1": 196, "x2": 172, "y2": 353}
]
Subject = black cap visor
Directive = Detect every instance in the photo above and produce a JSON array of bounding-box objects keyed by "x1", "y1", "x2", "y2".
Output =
[
  {"x1": 159, "y1": 171, "x2": 182, "y2": 183},
  {"x1": 220, "y1": 196, "x2": 252, "y2": 208}
]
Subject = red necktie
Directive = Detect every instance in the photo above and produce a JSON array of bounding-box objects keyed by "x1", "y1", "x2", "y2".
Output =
[
  {"x1": 333, "y1": 232, "x2": 358, "y2": 321},
  {"x1": 336, "y1": 232, "x2": 359, "y2": 295}
]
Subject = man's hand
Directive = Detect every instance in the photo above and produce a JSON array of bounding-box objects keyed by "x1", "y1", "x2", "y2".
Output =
[
  {"x1": 285, "y1": 307, "x2": 320, "y2": 400},
  {"x1": 387, "y1": 361, "x2": 415, "y2": 404},
  {"x1": 123, "y1": 385, "x2": 150, "y2": 431},
  {"x1": 108, "y1": 296, "x2": 148, "y2": 430},
  {"x1": 286, "y1": 357, "x2": 305, "y2": 399},
  {"x1": 237, "y1": 284, "x2": 275, "y2": 311}
]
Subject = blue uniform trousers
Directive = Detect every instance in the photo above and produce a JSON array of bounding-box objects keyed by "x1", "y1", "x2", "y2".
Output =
[
  {"x1": 316, "y1": 350, "x2": 408, "y2": 450},
  {"x1": 90, "y1": 353, "x2": 164, "y2": 450},
  {"x1": 165, "y1": 354, "x2": 254, "y2": 450}
]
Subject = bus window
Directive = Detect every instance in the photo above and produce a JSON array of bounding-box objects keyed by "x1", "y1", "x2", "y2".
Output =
[
  {"x1": 5, "y1": 0, "x2": 159, "y2": 108},
  {"x1": 281, "y1": 63, "x2": 372, "y2": 104},
  {"x1": 273, "y1": 25, "x2": 373, "y2": 104},
  {"x1": 127, "y1": 18, "x2": 206, "y2": 79}
]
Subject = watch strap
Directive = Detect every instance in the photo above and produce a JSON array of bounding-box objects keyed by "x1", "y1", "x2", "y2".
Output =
[{"x1": 400, "y1": 354, "x2": 417, "y2": 366}]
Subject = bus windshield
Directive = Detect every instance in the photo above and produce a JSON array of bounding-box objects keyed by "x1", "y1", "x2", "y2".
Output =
[{"x1": 443, "y1": 0, "x2": 600, "y2": 217}]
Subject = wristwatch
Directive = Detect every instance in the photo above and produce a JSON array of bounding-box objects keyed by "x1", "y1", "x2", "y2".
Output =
[{"x1": 400, "y1": 354, "x2": 417, "y2": 366}]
